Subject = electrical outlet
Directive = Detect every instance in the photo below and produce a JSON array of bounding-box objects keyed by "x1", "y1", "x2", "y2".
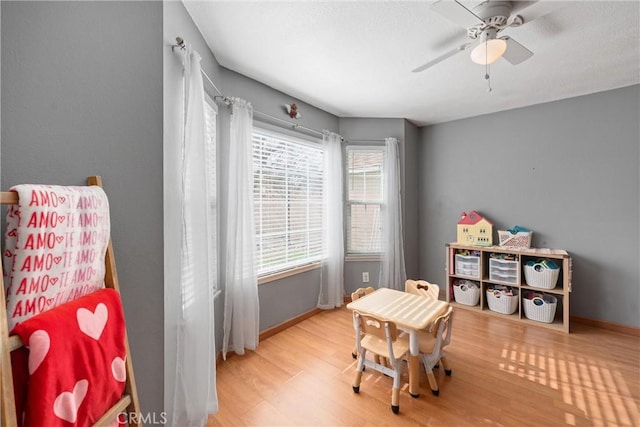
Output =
[{"x1": 362, "y1": 272, "x2": 369, "y2": 283}]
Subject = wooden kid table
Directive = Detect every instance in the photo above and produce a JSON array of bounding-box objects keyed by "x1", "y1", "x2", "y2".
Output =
[{"x1": 347, "y1": 287, "x2": 449, "y2": 397}]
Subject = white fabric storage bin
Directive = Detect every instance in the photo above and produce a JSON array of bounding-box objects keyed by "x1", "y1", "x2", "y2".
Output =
[
  {"x1": 524, "y1": 264, "x2": 560, "y2": 289},
  {"x1": 453, "y1": 281, "x2": 480, "y2": 306},
  {"x1": 486, "y1": 288, "x2": 519, "y2": 315},
  {"x1": 523, "y1": 293, "x2": 558, "y2": 323}
]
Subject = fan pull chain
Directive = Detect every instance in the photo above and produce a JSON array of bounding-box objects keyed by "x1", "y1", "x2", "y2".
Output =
[
  {"x1": 485, "y1": 45, "x2": 492, "y2": 93},
  {"x1": 485, "y1": 68, "x2": 492, "y2": 92}
]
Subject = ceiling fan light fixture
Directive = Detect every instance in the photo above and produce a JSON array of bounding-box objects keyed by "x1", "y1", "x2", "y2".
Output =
[{"x1": 470, "y1": 38, "x2": 507, "y2": 65}]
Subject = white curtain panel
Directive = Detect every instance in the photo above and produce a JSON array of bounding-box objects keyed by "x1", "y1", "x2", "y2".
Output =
[
  {"x1": 379, "y1": 137, "x2": 407, "y2": 290},
  {"x1": 318, "y1": 130, "x2": 345, "y2": 309},
  {"x1": 173, "y1": 45, "x2": 218, "y2": 425},
  {"x1": 222, "y1": 98, "x2": 260, "y2": 358}
]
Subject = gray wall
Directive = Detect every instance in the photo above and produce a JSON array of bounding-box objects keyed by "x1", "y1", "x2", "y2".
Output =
[
  {"x1": 2, "y1": 0, "x2": 164, "y2": 415},
  {"x1": 258, "y1": 270, "x2": 321, "y2": 330},
  {"x1": 221, "y1": 69, "x2": 339, "y2": 135},
  {"x1": 403, "y1": 120, "x2": 421, "y2": 282},
  {"x1": 419, "y1": 85, "x2": 640, "y2": 327}
]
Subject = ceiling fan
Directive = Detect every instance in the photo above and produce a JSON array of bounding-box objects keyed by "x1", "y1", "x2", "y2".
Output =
[{"x1": 413, "y1": 0, "x2": 553, "y2": 72}]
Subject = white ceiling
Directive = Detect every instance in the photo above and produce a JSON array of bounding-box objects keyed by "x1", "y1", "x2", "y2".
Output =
[{"x1": 184, "y1": 0, "x2": 640, "y2": 126}]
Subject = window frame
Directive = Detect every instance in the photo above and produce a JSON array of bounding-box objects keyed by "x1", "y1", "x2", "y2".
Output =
[
  {"x1": 344, "y1": 145, "x2": 385, "y2": 259},
  {"x1": 252, "y1": 126, "x2": 325, "y2": 281}
]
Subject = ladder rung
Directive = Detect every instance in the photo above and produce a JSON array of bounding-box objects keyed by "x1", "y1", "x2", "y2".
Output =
[
  {"x1": 8, "y1": 336, "x2": 23, "y2": 352},
  {"x1": 0, "y1": 192, "x2": 18, "y2": 204},
  {"x1": 92, "y1": 394, "x2": 133, "y2": 426}
]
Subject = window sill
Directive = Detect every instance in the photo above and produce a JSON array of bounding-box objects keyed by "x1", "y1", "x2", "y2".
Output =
[
  {"x1": 258, "y1": 262, "x2": 321, "y2": 285},
  {"x1": 345, "y1": 254, "x2": 382, "y2": 262}
]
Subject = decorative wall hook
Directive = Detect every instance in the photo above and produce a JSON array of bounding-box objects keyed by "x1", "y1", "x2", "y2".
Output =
[{"x1": 284, "y1": 103, "x2": 302, "y2": 119}]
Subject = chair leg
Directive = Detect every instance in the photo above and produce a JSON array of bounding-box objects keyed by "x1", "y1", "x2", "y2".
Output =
[
  {"x1": 353, "y1": 351, "x2": 366, "y2": 393},
  {"x1": 353, "y1": 370, "x2": 363, "y2": 393},
  {"x1": 440, "y1": 356, "x2": 452, "y2": 376},
  {"x1": 391, "y1": 387, "x2": 400, "y2": 414},
  {"x1": 390, "y1": 359, "x2": 403, "y2": 413},
  {"x1": 426, "y1": 371, "x2": 439, "y2": 396},
  {"x1": 409, "y1": 355, "x2": 421, "y2": 398}
]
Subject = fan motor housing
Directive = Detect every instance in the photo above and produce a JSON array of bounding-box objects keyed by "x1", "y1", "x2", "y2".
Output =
[
  {"x1": 467, "y1": 1, "x2": 515, "y2": 39},
  {"x1": 472, "y1": 0, "x2": 513, "y2": 21}
]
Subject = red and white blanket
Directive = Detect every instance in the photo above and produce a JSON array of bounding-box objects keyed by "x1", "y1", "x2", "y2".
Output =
[
  {"x1": 3, "y1": 185, "x2": 110, "y2": 330},
  {"x1": 11, "y1": 288, "x2": 126, "y2": 426}
]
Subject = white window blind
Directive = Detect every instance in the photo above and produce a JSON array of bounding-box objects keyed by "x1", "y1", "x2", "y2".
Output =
[
  {"x1": 253, "y1": 129, "x2": 324, "y2": 275},
  {"x1": 204, "y1": 98, "x2": 217, "y2": 293},
  {"x1": 346, "y1": 147, "x2": 383, "y2": 254}
]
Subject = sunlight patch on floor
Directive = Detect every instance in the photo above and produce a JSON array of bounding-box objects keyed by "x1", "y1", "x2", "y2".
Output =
[{"x1": 498, "y1": 342, "x2": 638, "y2": 426}]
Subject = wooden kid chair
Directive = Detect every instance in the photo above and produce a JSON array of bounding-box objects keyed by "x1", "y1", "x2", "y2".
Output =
[
  {"x1": 351, "y1": 312, "x2": 409, "y2": 414},
  {"x1": 350, "y1": 287, "x2": 375, "y2": 359},
  {"x1": 416, "y1": 304, "x2": 454, "y2": 396},
  {"x1": 0, "y1": 175, "x2": 141, "y2": 426},
  {"x1": 405, "y1": 279, "x2": 440, "y2": 300}
]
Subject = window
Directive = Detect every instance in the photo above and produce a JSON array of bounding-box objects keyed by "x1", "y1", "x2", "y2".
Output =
[
  {"x1": 204, "y1": 97, "x2": 218, "y2": 294},
  {"x1": 253, "y1": 128, "x2": 324, "y2": 276},
  {"x1": 346, "y1": 147, "x2": 383, "y2": 254}
]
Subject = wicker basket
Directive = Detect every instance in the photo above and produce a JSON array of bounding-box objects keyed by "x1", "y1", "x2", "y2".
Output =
[
  {"x1": 498, "y1": 230, "x2": 532, "y2": 248},
  {"x1": 486, "y1": 289, "x2": 519, "y2": 315},
  {"x1": 523, "y1": 293, "x2": 558, "y2": 323},
  {"x1": 524, "y1": 264, "x2": 560, "y2": 289},
  {"x1": 453, "y1": 281, "x2": 480, "y2": 306}
]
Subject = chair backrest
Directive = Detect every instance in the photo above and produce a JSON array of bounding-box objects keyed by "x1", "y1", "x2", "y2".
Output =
[
  {"x1": 351, "y1": 286, "x2": 375, "y2": 301},
  {"x1": 354, "y1": 312, "x2": 403, "y2": 363},
  {"x1": 405, "y1": 279, "x2": 440, "y2": 300},
  {"x1": 431, "y1": 305, "x2": 454, "y2": 346},
  {"x1": 357, "y1": 313, "x2": 399, "y2": 341}
]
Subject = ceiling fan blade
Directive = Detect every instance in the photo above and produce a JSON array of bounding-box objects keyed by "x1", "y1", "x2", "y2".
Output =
[
  {"x1": 501, "y1": 37, "x2": 534, "y2": 65},
  {"x1": 412, "y1": 43, "x2": 472, "y2": 73},
  {"x1": 431, "y1": 0, "x2": 484, "y2": 29},
  {"x1": 511, "y1": 0, "x2": 562, "y2": 24}
]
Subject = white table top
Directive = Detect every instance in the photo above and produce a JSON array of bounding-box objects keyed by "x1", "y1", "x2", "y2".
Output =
[{"x1": 346, "y1": 288, "x2": 449, "y2": 331}]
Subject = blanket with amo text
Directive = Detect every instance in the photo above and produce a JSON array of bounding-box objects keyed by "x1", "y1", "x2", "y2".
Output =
[{"x1": 3, "y1": 184, "x2": 110, "y2": 331}]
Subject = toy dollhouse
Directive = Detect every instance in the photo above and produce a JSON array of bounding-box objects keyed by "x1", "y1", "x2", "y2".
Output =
[{"x1": 457, "y1": 211, "x2": 493, "y2": 246}]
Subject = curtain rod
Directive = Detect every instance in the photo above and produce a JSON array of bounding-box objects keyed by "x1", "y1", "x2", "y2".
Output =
[
  {"x1": 347, "y1": 139, "x2": 388, "y2": 143},
  {"x1": 201, "y1": 69, "x2": 222, "y2": 96},
  {"x1": 214, "y1": 95, "x2": 331, "y2": 139},
  {"x1": 173, "y1": 36, "x2": 342, "y2": 141}
]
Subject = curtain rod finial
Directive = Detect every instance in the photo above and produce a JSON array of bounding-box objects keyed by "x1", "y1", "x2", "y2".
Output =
[{"x1": 172, "y1": 37, "x2": 186, "y2": 52}]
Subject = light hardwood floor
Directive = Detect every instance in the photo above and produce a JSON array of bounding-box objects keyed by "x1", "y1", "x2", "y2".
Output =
[{"x1": 207, "y1": 307, "x2": 639, "y2": 426}]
